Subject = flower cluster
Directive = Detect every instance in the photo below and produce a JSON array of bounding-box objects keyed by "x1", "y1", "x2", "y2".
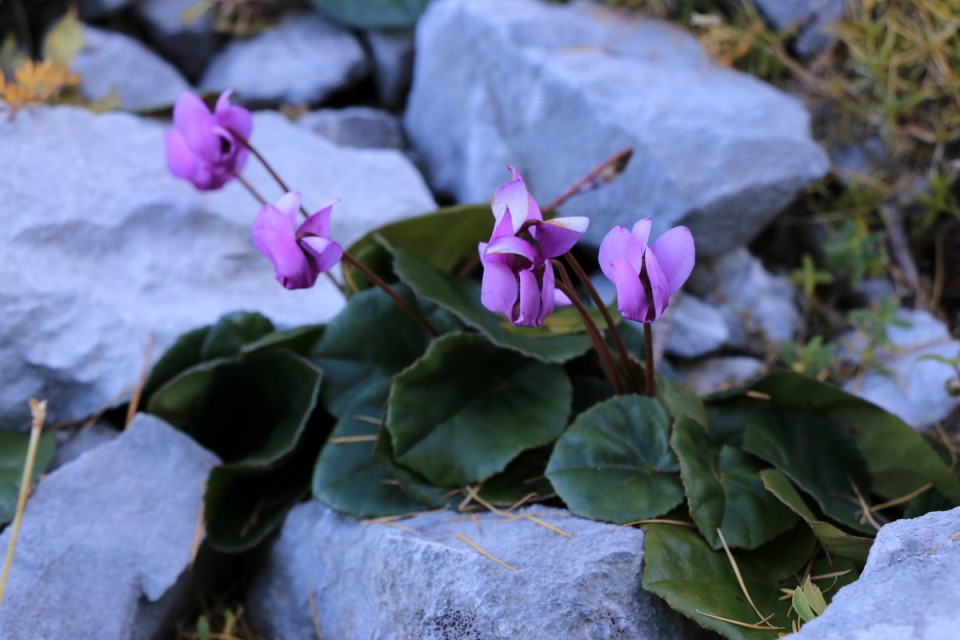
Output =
[{"x1": 479, "y1": 168, "x2": 589, "y2": 327}]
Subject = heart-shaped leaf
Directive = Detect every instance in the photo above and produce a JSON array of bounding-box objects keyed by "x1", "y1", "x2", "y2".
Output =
[
  {"x1": 311, "y1": 284, "x2": 459, "y2": 417},
  {"x1": 387, "y1": 332, "x2": 572, "y2": 486},
  {"x1": 308, "y1": 0, "x2": 430, "y2": 29},
  {"x1": 313, "y1": 379, "x2": 430, "y2": 517},
  {"x1": 0, "y1": 431, "x2": 56, "y2": 525},
  {"x1": 545, "y1": 395, "x2": 683, "y2": 524},
  {"x1": 672, "y1": 416, "x2": 797, "y2": 549}
]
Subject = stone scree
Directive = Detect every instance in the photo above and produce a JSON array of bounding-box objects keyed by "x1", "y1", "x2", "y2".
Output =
[
  {"x1": 0, "y1": 106, "x2": 435, "y2": 431},
  {"x1": 247, "y1": 501, "x2": 714, "y2": 640},
  {"x1": 405, "y1": 0, "x2": 829, "y2": 255},
  {"x1": 0, "y1": 414, "x2": 219, "y2": 639},
  {"x1": 792, "y1": 506, "x2": 960, "y2": 640}
]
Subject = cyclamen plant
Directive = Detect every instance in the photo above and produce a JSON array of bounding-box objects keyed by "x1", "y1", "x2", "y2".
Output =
[{"x1": 151, "y1": 90, "x2": 960, "y2": 640}]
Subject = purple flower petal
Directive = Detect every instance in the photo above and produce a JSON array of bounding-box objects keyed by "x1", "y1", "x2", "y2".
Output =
[
  {"x1": 298, "y1": 200, "x2": 339, "y2": 238},
  {"x1": 604, "y1": 258, "x2": 647, "y2": 322},
  {"x1": 488, "y1": 207, "x2": 516, "y2": 242},
  {"x1": 485, "y1": 235, "x2": 538, "y2": 265},
  {"x1": 164, "y1": 129, "x2": 197, "y2": 181},
  {"x1": 252, "y1": 203, "x2": 315, "y2": 290},
  {"x1": 172, "y1": 91, "x2": 218, "y2": 160},
  {"x1": 515, "y1": 268, "x2": 542, "y2": 327},
  {"x1": 481, "y1": 261, "x2": 518, "y2": 317},
  {"x1": 642, "y1": 249, "x2": 671, "y2": 321},
  {"x1": 537, "y1": 261, "x2": 557, "y2": 325},
  {"x1": 300, "y1": 236, "x2": 343, "y2": 274},
  {"x1": 215, "y1": 90, "x2": 253, "y2": 139},
  {"x1": 534, "y1": 216, "x2": 589, "y2": 258},
  {"x1": 650, "y1": 226, "x2": 695, "y2": 295},
  {"x1": 631, "y1": 218, "x2": 653, "y2": 250},
  {"x1": 492, "y1": 167, "x2": 542, "y2": 232},
  {"x1": 598, "y1": 226, "x2": 644, "y2": 284}
]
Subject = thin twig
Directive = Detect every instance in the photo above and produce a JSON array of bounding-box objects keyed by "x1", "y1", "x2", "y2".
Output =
[
  {"x1": 542, "y1": 149, "x2": 634, "y2": 214},
  {"x1": 0, "y1": 399, "x2": 47, "y2": 606}
]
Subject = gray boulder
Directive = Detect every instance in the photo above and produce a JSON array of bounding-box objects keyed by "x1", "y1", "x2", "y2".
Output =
[
  {"x1": 754, "y1": 0, "x2": 846, "y2": 57},
  {"x1": 365, "y1": 28, "x2": 416, "y2": 108},
  {"x1": 247, "y1": 501, "x2": 708, "y2": 639},
  {"x1": 842, "y1": 310, "x2": 960, "y2": 429},
  {"x1": 673, "y1": 356, "x2": 767, "y2": 395},
  {"x1": 664, "y1": 295, "x2": 730, "y2": 359},
  {"x1": 791, "y1": 506, "x2": 960, "y2": 639},
  {"x1": 0, "y1": 106, "x2": 435, "y2": 430},
  {"x1": 688, "y1": 248, "x2": 801, "y2": 352},
  {"x1": 298, "y1": 106, "x2": 405, "y2": 149},
  {"x1": 71, "y1": 25, "x2": 190, "y2": 111},
  {"x1": 404, "y1": 0, "x2": 829, "y2": 255},
  {"x1": 201, "y1": 12, "x2": 369, "y2": 105},
  {"x1": 136, "y1": 0, "x2": 218, "y2": 79},
  {"x1": 0, "y1": 414, "x2": 219, "y2": 639}
]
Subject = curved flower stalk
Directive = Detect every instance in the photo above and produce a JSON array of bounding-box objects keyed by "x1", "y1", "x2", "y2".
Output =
[
  {"x1": 600, "y1": 219, "x2": 695, "y2": 395},
  {"x1": 479, "y1": 167, "x2": 589, "y2": 327},
  {"x1": 251, "y1": 192, "x2": 343, "y2": 290},
  {"x1": 164, "y1": 90, "x2": 252, "y2": 191}
]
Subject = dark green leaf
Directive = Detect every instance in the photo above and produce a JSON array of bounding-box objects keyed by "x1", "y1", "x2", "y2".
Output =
[
  {"x1": 750, "y1": 372, "x2": 960, "y2": 504},
  {"x1": 242, "y1": 325, "x2": 325, "y2": 356},
  {"x1": 148, "y1": 350, "x2": 321, "y2": 465},
  {"x1": 760, "y1": 469, "x2": 873, "y2": 563},
  {"x1": 659, "y1": 376, "x2": 709, "y2": 426},
  {"x1": 545, "y1": 395, "x2": 683, "y2": 524},
  {"x1": 672, "y1": 417, "x2": 797, "y2": 550},
  {"x1": 313, "y1": 379, "x2": 429, "y2": 517},
  {"x1": 311, "y1": 284, "x2": 458, "y2": 417},
  {"x1": 476, "y1": 448, "x2": 554, "y2": 507},
  {"x1": 0, "y1": 431, "x2": 56, "y2": 525},
  {"x1": 345, "y1": 204, "x2": 491, "y2": 281},
  {"x1": 200, "y1": 312, "x2": 274, "y2": 359},
  {"x1": 387, "y1": 332, "x2": 572, "y2": 486},
  {"x1": 642, "y1": 524, "x2": 794, "y2": 640},
  {"x1": 743, "y1": 406, "x2": 874, "y2": 535},
  {"x1": 392, "y1": 248, "x2": 592, "y2": 363}
]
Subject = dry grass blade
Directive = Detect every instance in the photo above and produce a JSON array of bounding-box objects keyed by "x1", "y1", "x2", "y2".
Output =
[
  {"x1": 328, "y1": 435, "x2": 378, "y2": 444},
  {"x1": 0, "y1": 398, "x2": 47, "y2": 606},
  {"x1": 716, "y1": 528, "x2": 778, "y2": 629},
  {"x1": 694, "y1": 609, "x2": 781, "y2": 630},
  {"x1": 618, "y1": 518, "x2": 696, "y2": 528},
  {"x1": 849, "y1": 480, "x2": 883, "y2": 530},
  {"x1": 455, "y1": 534, "x2": 518, "y2": 572},
  {"x1": 125, "y1": 335, "x2": 154, "y2": 428},
  {"x1": 306, "y1": 587, "x2": 324, "y2": 640},
  {"x1": 189, "y1": 490, "x2": 207, "y2": 569}
]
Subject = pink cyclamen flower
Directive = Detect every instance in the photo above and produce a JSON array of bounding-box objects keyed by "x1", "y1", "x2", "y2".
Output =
[
  {"x1": 479, "y1": 167, "x2": 589, "y2": 327},
  {"x1": 252, "y1": 192, "x2": 344, "y2": 290},
  {"x1": 164, "y1": 90, "x2": 252, "y2": 191},
  {"x1": 599, "y1": 219, "x2": 695, "y2": 323}
]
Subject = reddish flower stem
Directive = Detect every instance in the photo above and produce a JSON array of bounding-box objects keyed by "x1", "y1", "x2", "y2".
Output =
[
  {"x1": 227, "y1": 127, "x2": 312, "y2": 219},
  {"x1": 341, "y1": 253, "x2": 439, "y2": 338},
  {"x1": 643, "y1": 323, "x2": 655, "y2": 397},
  {"x1": 553, "y1": 260, "x2": 623, "y2": 395},
  {"x1": 562, "y1": 252, "x2": 641, "y2": 394}
]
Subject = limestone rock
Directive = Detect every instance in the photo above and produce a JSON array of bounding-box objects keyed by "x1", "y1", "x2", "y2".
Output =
[
  {"x1": 365, "y1": 28, "x2": 416, "y2": 108},
  {"x1": 404, "y1": 0, "x2": 829, "y2": 255},
  {"x1": 673, "y1": 356, "x2": 767, "y2": 395},
  {"x1": 247, "y1": 501, "x2": 709, "y2": 639},
  {"x1": 201, "y1": 12, "x2": 369, "y2": 105},
  {"x1": 0, "y1": 106, "x2": 435, "y2": 429},
  {"x1": 298, "y1": 106, "x2": 405, "y2": 149},
  {"x1": 0, "y1": 414, "x2": 219, "y2": 639},
  {"x1": 136, "y1": 0, "x2": 218, "y2": 79},
  {"x1": 72, "y1": 25, "x2": 189, "y2": 111},
  {"x1": 792, "y1": 506, "x2": 960, "y2": 639},
  {"x1": 664, "y1": 295, "x2": 730, "y2": 359},
  {"x1": 754, "y1": 0, "x2": 847, "y2": 57},
  {"x1": 842, "y1": 310, "x2": 960, "y2": 429}
]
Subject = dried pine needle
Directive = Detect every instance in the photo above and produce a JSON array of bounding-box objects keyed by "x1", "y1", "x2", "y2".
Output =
[
  {"x1": 455, "y1": 534, "x2": 517, "y2": 572},
  {"x1": 716, "y1": 528, "x2": 779, "y2": 629}
]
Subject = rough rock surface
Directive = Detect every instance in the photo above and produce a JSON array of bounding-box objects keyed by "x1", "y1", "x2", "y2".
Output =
[
  {"x1": 792, "y1": 506, "x2": 960, "y2": 639},
  {"x1": 136, "y1": 0, "x2": 218, "y2": 79},
  {"x1": 247, "y1": 501, "x2": 709, "y2": 640},
  {"x1": 298, "y1": 106, "x2": 405, "y2": 149},
  {"x1": 754, "y1": 0, "x2": 847, "y2": 57},
  {"x1": 201, "y1": 12, "x2": 368, "y2": 105},
  {"x1": 673, "y1": 356, "x2": 767, "y2": 395},
  {"x1": 72, "y1": 25, "x2": 189, "y2": 111},
  {"x1": 0, "y1": 414, "x2": 219, "y2": 639},
  {"x1": 664, "y1": 295, "x2": 730, "y2": 359},
  {"x1": 688, "y1": 248, "x2": 801, "y2": 352},
  {"x1": 365, "y1": 28, "x2": 416, "y2": 108},
  {"x1": 0, "y1": 106, "x2": 435, "y2": 429},
  {"x1": 843, "y1": 310, "x2": 960, "y2": 429},
  {"x1": 404, "y1": 0, "x2": 829, "y2": 255}
]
